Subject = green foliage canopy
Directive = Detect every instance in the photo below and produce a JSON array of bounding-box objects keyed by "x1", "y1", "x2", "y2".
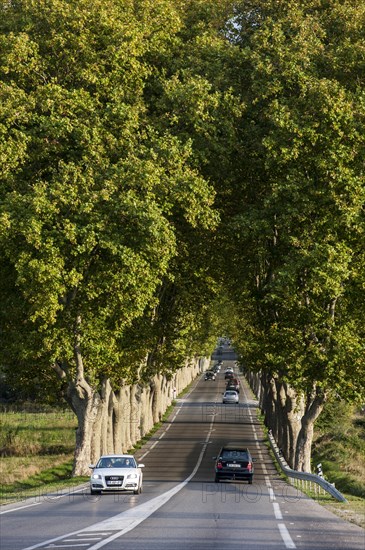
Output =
[
  {"x1": 219, "y1": 0, "x2": 365, "y2": 401},
  {"x1": 0, "y1": 0, "x2": 217, "y2": 393}
]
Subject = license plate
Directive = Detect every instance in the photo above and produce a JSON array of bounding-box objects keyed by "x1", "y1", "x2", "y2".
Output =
[
  {"x1": 228, "y1": 464, "x2": 241, "y2": 468},
  {"x1": 107, "y1": 481, "x2": 122, "y2": 485}
]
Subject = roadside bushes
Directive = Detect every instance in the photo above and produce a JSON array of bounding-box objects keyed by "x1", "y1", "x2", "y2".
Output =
[{"x1": 312, "y1": 401, "x2": 365, "y2": 498}]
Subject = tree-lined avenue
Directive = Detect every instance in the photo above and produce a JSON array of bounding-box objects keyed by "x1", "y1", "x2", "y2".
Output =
[{"x1": 1, "y1": 352, "x2": 364, "y2": 550}]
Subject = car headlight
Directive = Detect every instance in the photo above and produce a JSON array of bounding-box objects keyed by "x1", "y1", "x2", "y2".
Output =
[
  {"x1": 92, "y1": 474, "x2": 102, "y2": 479},
  {"x1": 127, "y1": 473, "x2": 138, "y2": 479}
]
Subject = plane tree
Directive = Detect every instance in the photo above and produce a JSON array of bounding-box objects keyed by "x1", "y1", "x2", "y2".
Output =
[
  {"x1": 0, "y1": 0, "x2": 218, "y2": 474},
  {"x1": 220, "y1": 0, "x2": 365, "y2": 470}
]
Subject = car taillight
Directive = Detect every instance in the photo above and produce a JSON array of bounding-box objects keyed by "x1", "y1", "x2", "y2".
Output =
[
  {"x1": 247, "y1": 462, "x2": 252, "y2": 471},
  {"x1": 217, "y1": 462, "x2": 223, "y2": 470}
]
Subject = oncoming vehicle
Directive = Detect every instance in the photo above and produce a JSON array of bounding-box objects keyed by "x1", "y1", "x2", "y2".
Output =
[
  {"x1": 205, "y1": 371, "x2": 216, "y2": 381},
  {"x1": 214, "y1": 445, "x2": 254, "y2": 484},
  {"x1": 89, "y1": 454, "x2": 144, "y2": 495},
  {"x1": 222, "y1": 390, "x2": 239, "y2": 404}
]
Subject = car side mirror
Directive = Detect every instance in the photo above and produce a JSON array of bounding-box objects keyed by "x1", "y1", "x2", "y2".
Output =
[
  {"x1": 89, "y1": 464, "x2": 96, "y2": 469},
  {"x1": 138, "y1": 463, "x2": 145, "y2": 468}
]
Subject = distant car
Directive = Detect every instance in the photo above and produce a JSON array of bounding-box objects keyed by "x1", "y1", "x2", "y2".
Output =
[
  {"x1": 224, "y1": 371, "x2": 235, "y2": 380},
  {"x1": 214, "y1": 445, "x2": 254, "y2": 484},
  {"x1": 212, "y1": 363, "x2": 221, "y2": 373},
  {"x1": 226, "y1": 379, "x2": 240, "y2": 393},
  {"x1": 222, "y1": 390, "x2": 239, "y2": 404},
  {"x1": 205, "y1": 371, "x2": 216, "y2": 381},
  {"x1": 89, "y1": 454, "x2": 144, "y2": 495}
]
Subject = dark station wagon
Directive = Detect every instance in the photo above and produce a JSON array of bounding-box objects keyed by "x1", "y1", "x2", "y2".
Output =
[
  {"x1": 226, "y1": 378, "x2": 240, "y2": 392},
  {"x1": 214, "y1": 444, "x2": 254, "y2": 484}
]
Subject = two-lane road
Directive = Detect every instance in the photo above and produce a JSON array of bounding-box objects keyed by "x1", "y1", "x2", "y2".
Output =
[{"x1": 1, "y1": 354, "x2": 364, "y2": 549}]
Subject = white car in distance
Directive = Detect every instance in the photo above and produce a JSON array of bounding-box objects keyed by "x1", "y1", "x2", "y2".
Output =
[{"x1": 89, "y1": 454, "x2": 144, "y2": 495}]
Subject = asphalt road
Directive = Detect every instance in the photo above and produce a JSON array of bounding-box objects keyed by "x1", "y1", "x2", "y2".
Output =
[{"x1": 1, "y1": 350, "x2": 364, "y2": 550}]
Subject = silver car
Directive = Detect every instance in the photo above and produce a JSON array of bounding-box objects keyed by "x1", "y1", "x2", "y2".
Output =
[
  {"x1": 89, "y1": 454, "x2": 144, "y2": 495},
  {"x1": 222, "y1": 390, "x2": 239, "y2": 404}
]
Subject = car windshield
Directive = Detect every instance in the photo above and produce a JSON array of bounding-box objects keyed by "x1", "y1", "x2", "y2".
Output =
[
  {"x1": 97, "y1": 458, "x2": 136, "y2": 468},
  {"x1": 225, "y1": 391, "x2": 236, "y2": 395}
]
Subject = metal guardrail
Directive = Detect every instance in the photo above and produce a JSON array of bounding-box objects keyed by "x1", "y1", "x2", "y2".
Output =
[{"x1": 268, "y1": 431, "x2": 348, "y2": 503}]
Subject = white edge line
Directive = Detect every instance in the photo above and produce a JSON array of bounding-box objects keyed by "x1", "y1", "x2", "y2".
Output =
[
  {"x1": 21, "y1": 402, "x2": 215, "y2": 550},
  {"x1": 0, "y1": 487, "x2": 87, "y2": 515},
  {"x1": 278, "y1": 523, "x2": 296, "y2": 549},
  {"x1": 0, "y1": 501, "x2": 43, "y2": 514}
]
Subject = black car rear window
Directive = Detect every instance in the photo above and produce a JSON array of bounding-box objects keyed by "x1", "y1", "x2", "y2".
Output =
[{"x1": 221, "y1": 450, "x2": 248, "y2": 460}]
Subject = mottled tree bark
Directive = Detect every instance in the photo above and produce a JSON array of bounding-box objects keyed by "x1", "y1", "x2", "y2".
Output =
[
  {"x1": 54, "y1": 355, "x2": 203, "y2": 475},
  {"x1": 294, "y1": 389, "x2": 326, "y2": 472},
  {"x1": 245, "y1": 370, "x2": 323, "y2": 471}
]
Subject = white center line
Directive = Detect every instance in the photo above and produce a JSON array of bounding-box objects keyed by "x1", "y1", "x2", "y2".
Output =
[
  {"x1": 273, "y1": 502, "x2": 283, "y2": 519},
  {"x1": 21, "y1": 394, "x2": 216, "y2": 550}
]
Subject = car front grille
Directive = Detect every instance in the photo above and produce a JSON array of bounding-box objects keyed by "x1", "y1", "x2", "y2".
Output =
[{"x1": 105, "y1": 476, "x2": 124, "y2": 486}]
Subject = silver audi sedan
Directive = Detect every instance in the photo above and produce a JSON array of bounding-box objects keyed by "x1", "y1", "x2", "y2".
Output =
[{"x1": 89, "y1": 454, "x2": 145, "y2": 495}]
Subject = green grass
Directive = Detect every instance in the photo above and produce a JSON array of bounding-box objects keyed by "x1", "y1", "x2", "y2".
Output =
[
  {"x1": 308, "y1": 401, "x2": 365, "y2": 528},
  {"x1": 0, "y1": 460, "x2": 89, "y2": 504},
  {"x1": 321, "y1": 495, "x2": 365, "y2": 529},
  {"x1": 0, "y1": 409, "x2": 77, "y2": 458},
  {"x1": 0, "y1": 396, "x2": 181, "y2": 504},
  {"x1": 0, "y1": 408, "x2": 81, "y2": 504},
  {"x1": 312, "y1": 402, "x2": 365, "y2": 498},
  {"x1": 250, "y1": 391, "x2": 365, "y2": 528},
  {"x1": 2, "y1": 389, "x2": 364, "y2": 528}
]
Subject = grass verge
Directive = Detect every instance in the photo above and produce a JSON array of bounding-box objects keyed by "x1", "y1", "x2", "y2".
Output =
[
  {"x1": 0, "y1": 458, "x2": 89, "y2": 505},
  {"x1": 243, "y1": 379, "x2": 365, "y2": 529},
  {"x1": 0, "y1": 383, "x2": 193, "y2": 506}
]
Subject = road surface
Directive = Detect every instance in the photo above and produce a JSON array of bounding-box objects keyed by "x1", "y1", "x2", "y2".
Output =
[{"x1": 1, "y1": 349, "x2": 364, "y2": 550}]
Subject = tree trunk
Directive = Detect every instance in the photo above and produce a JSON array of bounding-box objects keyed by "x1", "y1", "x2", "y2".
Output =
[
  {"x1": 244, "y1": 369, "x2": 326, "y2": 472},
  {"x1": 275, "y1": 381, "x2": 287, "y2": 458},
  {"x1": 66, "y1": 378, "x2": 101, "y2": 476},
  {"x1": 294, "y1": 389, "x2": 326, "y2": 472},
  {"x1": 58, "y1": 356, "x2": 202, "y2": 475},
  {"x1": 284, "y1": 386, "x2": 304, "y2": 468},
  {"x1": 112, "y1": 388, "x2": 125, "y2": 454},
  {"x1": 274, "y1": 382, "x2": 305, "y2": 468},
  {"x1": 265, "y1": 375, "x2": 279, "y2": 440}
]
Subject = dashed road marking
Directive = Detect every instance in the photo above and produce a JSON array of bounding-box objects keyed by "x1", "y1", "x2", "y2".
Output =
[
  {"x1": 278, "y1": 523, "x2": 296, "y2": 548},
  {"x1": 237, "y1": 377, "x2": 296, "y2": 550},
  {"x1": 21, "y1": 388, "x2": 216, "y2": 550},
  {"x1": 273, "y1": 502, "x2": 283, "y2": 519}
]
